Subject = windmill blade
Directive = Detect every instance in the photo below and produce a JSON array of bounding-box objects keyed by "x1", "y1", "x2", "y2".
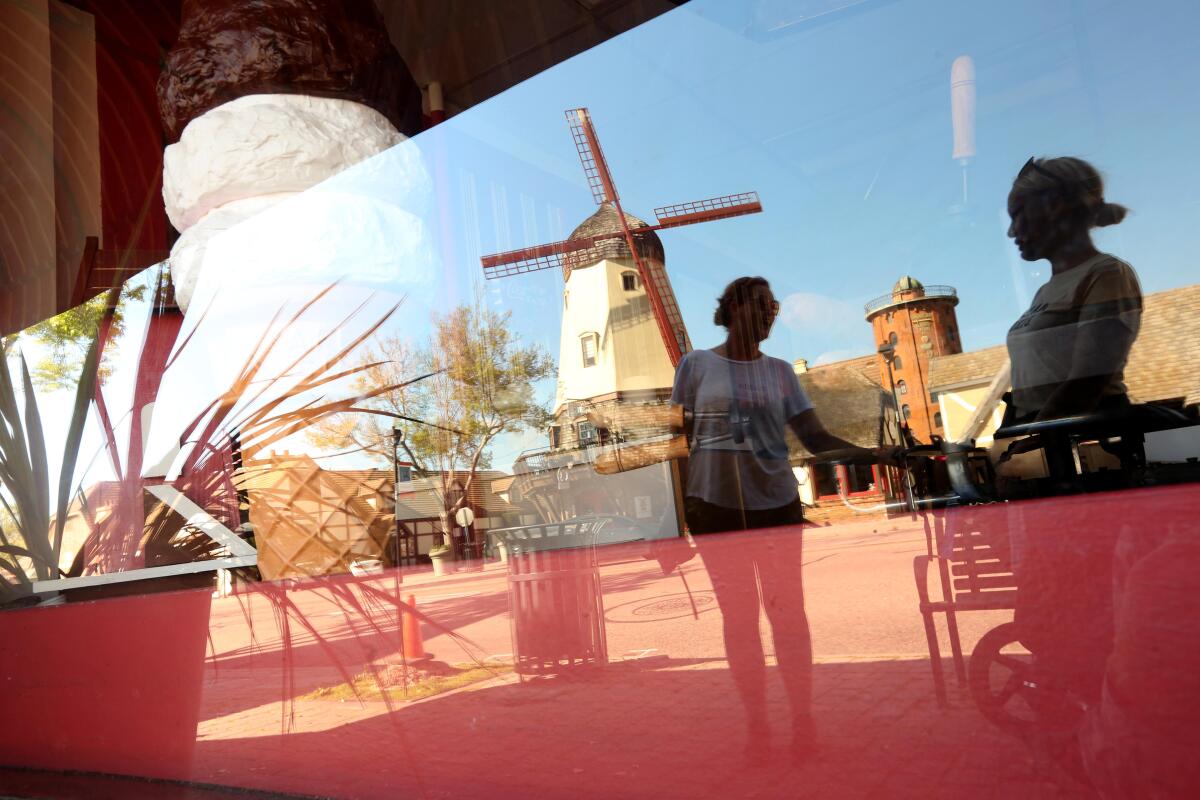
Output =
[
  {"x1": 565, "y1": 108, "x2": 618, "y2": 205},
  {"x1": 653, "y1": 192, "x2": 763, "y2": 230},
  {"x1": 481, "y1": 232, "x2": 626, "y2": 279},
  {"x1": 640, "y1": 257, "x2": 692, "y2": 356}
]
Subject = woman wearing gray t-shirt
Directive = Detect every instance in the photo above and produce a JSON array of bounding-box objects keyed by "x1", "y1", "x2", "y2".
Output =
[
  {"x1": 671, "y1": 277, "x2": 877, "y2": 530},
  {"x1": 670, "y1": 276, "x2": 881, "y2": 762},
  {"x1": 1003, "y1": 157, "x2": 1141, "y2": 723},
  {"x1": 1005, "y1": 156, "x2": 1142, "y2": 424}
]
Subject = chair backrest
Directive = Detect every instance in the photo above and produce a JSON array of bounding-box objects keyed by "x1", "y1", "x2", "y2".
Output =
[{"x1": 948, "y1": 528, "x2": 1016, "y2": 598}]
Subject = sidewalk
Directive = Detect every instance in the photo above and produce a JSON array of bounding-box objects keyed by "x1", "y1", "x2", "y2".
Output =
[
  {"x1": 3, "y1": 519, "x2": 1094, "y2": 799},
  {"x1": 194, "y1": 521, "x2": 1086, "y2": 798},
  {"x1": 183, "y1": 650, "x2": 1088, "y2": 800}
]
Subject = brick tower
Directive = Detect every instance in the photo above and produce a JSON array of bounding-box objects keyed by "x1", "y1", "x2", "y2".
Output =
[{"x1": 864, "y1": 276, "x2": 961, "y2": 443}]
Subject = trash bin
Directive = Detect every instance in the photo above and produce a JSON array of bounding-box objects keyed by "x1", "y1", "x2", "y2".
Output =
[{"x1": 496, "y1": 520, "x2": 608, "y2": 675}]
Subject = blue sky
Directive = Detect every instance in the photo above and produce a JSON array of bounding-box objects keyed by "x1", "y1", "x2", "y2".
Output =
[
  {"x1": 434, "y1": 0, "x2": 1200, "y2": 365},
  {"x1": 25, "y1": 0, "x2": 1200, "y2": 488}
]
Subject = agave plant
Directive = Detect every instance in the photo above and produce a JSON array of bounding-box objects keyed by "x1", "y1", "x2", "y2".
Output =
[
  {"x1": 3, "y1": 271, "x2": 498, "y2": 719},
  {"x1": 0, "y1": 285, "x2": 116, "y2": 604}
]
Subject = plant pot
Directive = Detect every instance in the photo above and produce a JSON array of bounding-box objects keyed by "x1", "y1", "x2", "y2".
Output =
[
  {"x1": 430, "y1": 551, "x2": 450, "y2": 576},
  {"x1": 0, "y1": 585, "x2": 212, "y2": 780}
]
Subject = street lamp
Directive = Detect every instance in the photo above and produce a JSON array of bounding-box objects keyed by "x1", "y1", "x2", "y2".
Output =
[
  {"x1": 391, "y1": 419, "x2": 451, "y2": 559},
  {"x1": 392, "y1": 422, "x2": 403, "y2": 568},
  {"x1": 878, "y1": 342, "x2": 916, "y2": 511},
  {"x1": 877, "y1": 342, "x2": 908, "y2": 439}
]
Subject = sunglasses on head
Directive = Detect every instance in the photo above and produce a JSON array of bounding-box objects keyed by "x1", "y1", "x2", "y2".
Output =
[{"x1": 1019, "y1": 157, "x2": 1070, "y2": 193}]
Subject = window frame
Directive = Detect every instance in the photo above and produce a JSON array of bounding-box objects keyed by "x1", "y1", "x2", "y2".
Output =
[{"x1": 580, "y1": 331, "x2": 599, "y2": 367}]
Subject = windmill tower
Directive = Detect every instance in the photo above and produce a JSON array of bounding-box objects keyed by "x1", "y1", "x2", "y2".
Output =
[
  {"x1": 548, "y1": 204, "x2": 681, "y2": 449},
  {"x1": 482, "y1": 108, "x2": 762, "y2": 453}
]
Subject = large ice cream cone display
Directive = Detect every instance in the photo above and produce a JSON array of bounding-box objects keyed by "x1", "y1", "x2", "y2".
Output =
[{"x1": 157, "y1": 0, "x2": 421, "y2": 311}]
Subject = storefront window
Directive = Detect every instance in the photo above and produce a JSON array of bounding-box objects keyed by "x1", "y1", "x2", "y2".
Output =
[{"x1": 3, "y1": 0, "x2": 1199, "y2": 795}]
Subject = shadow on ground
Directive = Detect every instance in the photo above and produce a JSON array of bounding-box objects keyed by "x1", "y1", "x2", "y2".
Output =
[{"x1": 189, "y1": 657, "x2": 1091, "y2": 799}]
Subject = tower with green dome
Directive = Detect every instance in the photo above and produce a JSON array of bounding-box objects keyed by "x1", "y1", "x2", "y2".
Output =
[{"x1": 864, "y1": 276, "x2": 962, "y2": 442}]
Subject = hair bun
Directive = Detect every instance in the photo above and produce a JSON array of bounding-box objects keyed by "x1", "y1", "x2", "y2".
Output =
[{"x1": 1093, "y1": 202, "x2": 1128, "y2": 227}]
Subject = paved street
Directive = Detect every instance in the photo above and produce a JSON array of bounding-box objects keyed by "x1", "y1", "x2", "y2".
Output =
[{"x1": 175, "y1": 515, "x2": 1085, "y2": 799}]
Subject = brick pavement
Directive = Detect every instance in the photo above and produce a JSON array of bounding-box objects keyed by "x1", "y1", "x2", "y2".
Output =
[
  {"x1": 3, "y1": 521, "x2": 1095, "y2": 799},
  {"x1": 181, "y1": 654, "x2": 1088, "y2": 799}
]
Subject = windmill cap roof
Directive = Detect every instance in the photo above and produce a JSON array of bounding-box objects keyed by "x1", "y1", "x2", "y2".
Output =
[
  {"x1": 893, "y1": 275, "x2": 924, "y2": 292},
  {"x1": 567, "y1": 203, "x2": 665, "y2": 269}
]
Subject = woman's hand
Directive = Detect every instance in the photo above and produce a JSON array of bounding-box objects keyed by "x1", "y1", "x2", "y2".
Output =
[
  {"x1": 997, "y1": 436, "x2": 1042, "y2": 464},
  {"x1": 807, "y1": 445, "x2": 877, "y2": 465}
]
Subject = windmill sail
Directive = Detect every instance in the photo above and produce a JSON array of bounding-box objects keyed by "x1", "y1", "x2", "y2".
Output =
[
  {"x1": 566, "y1": 108, "x2": 618, "y2": 205},
  {"x1": 642, "y1": 257, "x2": 691, "y2": 355},
  {"x1": 654, "y1": 192, "x2": 762, "y2": 229}
]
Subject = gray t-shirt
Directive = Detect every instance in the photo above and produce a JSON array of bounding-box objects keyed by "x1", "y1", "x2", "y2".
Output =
[
  {"x1": 1006, "y1": 254, "x2": 1142, "y2": 421},
  {"x1": 670, "y1": 348, "x2": 813, "y2": 510}
]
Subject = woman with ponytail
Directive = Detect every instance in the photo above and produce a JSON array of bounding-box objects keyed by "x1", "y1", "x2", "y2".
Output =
[
  {"x1": 1001, "y1": 158, "x2": 1142, "y2": 743},
  {"x1": 1005, "y1": 156, "x2": 1141, "y2": 424}
]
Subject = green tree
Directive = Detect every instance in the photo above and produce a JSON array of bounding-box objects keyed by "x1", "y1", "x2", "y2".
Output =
[
  {"x1": 309, "y1": 297, "x2": 554, "y2": 554},
  {"x1": 306, "y1": 337, "x2": 424, "y2": 461},
  {"x1": 22, "y1": 284, "x2": 147, "y2": 389}
]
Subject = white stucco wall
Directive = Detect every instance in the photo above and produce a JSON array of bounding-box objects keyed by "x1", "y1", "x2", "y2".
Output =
[
  {"x1": 936, "y1": 384, "x2": 1005, "y2": 444},
  {"x1": 554, "y1": 257, "x2": 678, "y2": 414}
]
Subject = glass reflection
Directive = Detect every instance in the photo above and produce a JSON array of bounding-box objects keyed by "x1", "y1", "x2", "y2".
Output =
[{"x1": 1, "y1": 0, "x2": 1199, "y2": 797}]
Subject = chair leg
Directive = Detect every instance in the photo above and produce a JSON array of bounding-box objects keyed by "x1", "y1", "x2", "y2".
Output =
[
  {"x1": 937, "y1": 559, "x2": 967, "y2": 685},
  {"x1": 920, "y1": 607, "x2": 948, "y2": 707},
  {"x1": 945, "y1": 608, "x2": 967, "y2": 686}
]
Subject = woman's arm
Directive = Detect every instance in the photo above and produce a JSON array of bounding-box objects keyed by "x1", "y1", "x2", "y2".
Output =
[{"x1": 788, "y1": 409, "x2": 879, "y2": 461}]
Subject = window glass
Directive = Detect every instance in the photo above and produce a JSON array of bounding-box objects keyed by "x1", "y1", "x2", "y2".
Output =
[
  {"x1": 844, "y1": 464, "x2": 875, "y2": 493},
  {"x1": 580, "y1": 332, "x2": 598, "y2": 367},
  {"x1": 3, "y1": 0, "x2": 1200, "y2": 795},
  {"x1": 576, "y1": 420, "x2": 598, "y2": 446},
  {"x1": 813, "y1": 463, "x2": 839, "y2": 497}
]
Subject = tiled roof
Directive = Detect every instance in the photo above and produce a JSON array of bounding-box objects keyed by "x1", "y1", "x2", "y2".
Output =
[
  {"x1": 566, "y1": 203, "x2": 664, "y2": 269},
  {"x1": 926, "y1": 283, "x2": 1200, "y2": 407},
  {"x1": 927, "y1": 345, "x2": 1007, "y2": 392},
  {"x1": 393, "y1": 470, "x2": 519, "y2": 520},
  {"x1": 807, "y1": 354, "x2": 884, "y2": 387},
  {"x1": 793, "y1": 365, "x2": 895, "y2": 458},
  {"x1": 1126, "y1": 284, "x2": 1200, "y2": 407},
  {"x1": 245, "y1": 459, "x2": 518, "y2": 521}
]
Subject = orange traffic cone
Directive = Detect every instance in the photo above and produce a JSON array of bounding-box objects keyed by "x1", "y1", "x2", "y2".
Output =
[{"x1": 402, "y1": 594, "x2": 427, "y2": 660}]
